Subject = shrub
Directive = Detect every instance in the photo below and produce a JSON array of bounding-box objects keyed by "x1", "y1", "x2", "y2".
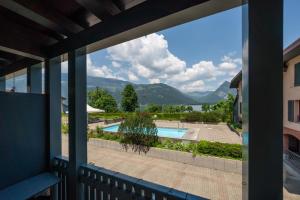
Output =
[
  {"x1": 118, "y1": 112, "x2": 158, "y2": 153},
  {"x1": 197, "y1": 141, "x2": 242, "y2": 159},
  {"x1": 182, "y1": 112, "x2": 202, "y2": 122},
  {"x1": 62, "y1": 123, "x2": 68, "y2": 134},
  {"x1": 202, "y1": 111, "x2": 222, "y2": 123}
]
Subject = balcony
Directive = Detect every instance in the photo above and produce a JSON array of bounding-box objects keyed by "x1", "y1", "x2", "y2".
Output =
[{"x1": 0, "y1": 0, "x2": 284, "y2": 200}]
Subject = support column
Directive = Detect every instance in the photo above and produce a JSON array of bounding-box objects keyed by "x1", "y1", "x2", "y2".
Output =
[
  {"x1": 242, "y1": 1, "x2": 283, "y2": 200},
  {"x1": 27, "y1": 63, "x2": 43, "y2": 93},
  {"x1": 68, "y1": 47, "x2": 87, "y2": 200},
  {"x1": 45, "y1": 57, "x2": 62, "y2": 162},
  {"x1": 0, "y1": 76, "x2": 5, "y2": 91}
]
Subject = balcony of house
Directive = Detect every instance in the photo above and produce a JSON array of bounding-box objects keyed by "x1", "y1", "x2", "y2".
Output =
[{"x1": 0, "y1": 0, "x2": 288, "y2": 200}]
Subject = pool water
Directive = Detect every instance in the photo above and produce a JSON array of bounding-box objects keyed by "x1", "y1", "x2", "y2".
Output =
[{"x1": 103, "y1": 125, "x2": 187, "y2": 139}]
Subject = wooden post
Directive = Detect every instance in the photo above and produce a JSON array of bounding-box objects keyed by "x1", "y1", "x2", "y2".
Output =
[{"x1": 68, "y1": 47, "x2": 87, "y2": 200}]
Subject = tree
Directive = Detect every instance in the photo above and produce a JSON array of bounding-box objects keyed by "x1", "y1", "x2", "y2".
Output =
[
  {"x1": 186, "y1": 105, "x2": 193, "y2": 112},
  {"x1": 210, "y1": 94, "x2": 235, "y2": 122},
  {"x1": 121, "y1": 84, "x2": 139, "y2": 112},
  {"x1": 145, "y1": 104, "x2": 162, "y2": 113},
  {"x1": 118, "y1": 112, "x2": 158, "y2": 153},
  {"x1": 88, "y1": 88, "x2": 118, "y2": 112},
  {"x1": 202, "y1": 104, "x2": 211, "y2": 112}
]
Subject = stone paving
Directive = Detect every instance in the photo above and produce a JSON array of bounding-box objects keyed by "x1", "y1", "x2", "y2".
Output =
[{"x1": 62, "y1": 136, "x2": 300, "y2": 200}]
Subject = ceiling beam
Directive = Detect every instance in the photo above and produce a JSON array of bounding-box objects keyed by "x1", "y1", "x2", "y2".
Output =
[
  {"x1": 76, "y1": 0, "x2": 121, "y2": 20},
  {"x1": 46, "y1": 0, "x2": 242, "y2": 58},
  {"x1": 0, "y1": 58, "x2": 39, "y2": 77},
  {"x1": 0, "y1": 14, "x2": 55, "y2": 60},
  {"x1": 0, "y1": 0, "x2": 84, "y2": 37}
]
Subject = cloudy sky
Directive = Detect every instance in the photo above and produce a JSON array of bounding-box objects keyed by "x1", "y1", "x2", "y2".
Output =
[{"x1": 63, "y1": 0, "x2": 300, "y2": 93}]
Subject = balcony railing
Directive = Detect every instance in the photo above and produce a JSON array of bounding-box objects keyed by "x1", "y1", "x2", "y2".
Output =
[
  {"x1": 285, "y1": 149, "x2": 300, "y2": 170},
  {"x1": 53, "y1": 157, "x2": 205, "y2": 200},
  {"x1": 53, "y1": 156, "x2": 69, "y2": 200}
]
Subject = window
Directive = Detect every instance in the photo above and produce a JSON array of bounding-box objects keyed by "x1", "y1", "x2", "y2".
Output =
[
  {"x1": 295, "y1": 63, "x2": 300, "y2": 86},
  {"x1": 288, "y1": 100, "x2": 294, "y2": 122}
]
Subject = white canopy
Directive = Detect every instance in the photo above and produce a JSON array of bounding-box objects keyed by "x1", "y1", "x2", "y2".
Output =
[{"x1": 87, "y1": 104, "x2": 104, "y2": 113}]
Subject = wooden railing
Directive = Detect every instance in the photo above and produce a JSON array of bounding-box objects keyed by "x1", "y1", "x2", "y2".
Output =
[
  {"x1": 53, "y1": 157, "x2": 205, "y2": 200},
  {"x1": 53, "y1": 156, "x2": 69, "y2": 200}
]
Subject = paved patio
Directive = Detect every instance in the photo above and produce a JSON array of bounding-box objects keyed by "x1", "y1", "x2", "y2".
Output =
[{"x1": 62, "y1": 136, "x2": 300, "y2": 200}]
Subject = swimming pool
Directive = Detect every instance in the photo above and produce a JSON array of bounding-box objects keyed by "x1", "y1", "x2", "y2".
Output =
[{"x1": 103, "y1": 124, "x2": 187, "y2": 139}]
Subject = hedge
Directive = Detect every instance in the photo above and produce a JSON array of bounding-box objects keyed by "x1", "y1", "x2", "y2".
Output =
[
  {"x1": 181, "y1": 111, "x2": 222, "y2": 123},
  {"x1": 88, "y1": 128, "x2": 242, "y2": 160}
]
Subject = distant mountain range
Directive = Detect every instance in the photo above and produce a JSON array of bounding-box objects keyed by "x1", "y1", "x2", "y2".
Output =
[
  {"x1": 9, "y1": 73, "x2": 235, "y2": 105},
  {"x1": 186, "y1": 81, "x2": 236, "y2": 104},
  {"x1": 62, "y1": 74, "x2": 236, "y2": 105},
  {"x1": 61, "y1": 74, "x2": 198, "y2": 105}
]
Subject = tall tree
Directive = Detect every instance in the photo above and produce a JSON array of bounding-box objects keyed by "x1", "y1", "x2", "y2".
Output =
[
  {"x1": 88, "y1": 87, "x2": 118, "y2": 112},
  {"x1": 121, "y1": 84, "x2": 139, "y2": 112}
]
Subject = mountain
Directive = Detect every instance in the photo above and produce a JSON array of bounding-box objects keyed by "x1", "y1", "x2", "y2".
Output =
[
  {"x1": 185, "y1": 91, "x2": 213, "y2": 101},
  {"x1": 195, "y1": 81, "x2": 236, "y2": 104},
  {"x1": 61, "y1": 74, "x2": 198, "y2": 105}
]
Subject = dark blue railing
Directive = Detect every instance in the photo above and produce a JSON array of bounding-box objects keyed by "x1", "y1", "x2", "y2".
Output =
[{"x1": 53, "y1": 157, "x2": 205, "y2": 200}]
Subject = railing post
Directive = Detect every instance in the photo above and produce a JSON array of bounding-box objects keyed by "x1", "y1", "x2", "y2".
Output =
[
  {"x1": 68, "y1": 47, "x2": 87, "y2": 200},
  {"x1": 45, "y1": 57, "x2": 62, "y2": 200},
  {"x1": 242, "y1": 0, "x2": 283, "y2": 199},
  {"x1": 0, "y1": 76, "x2": 5, "y2": 91},
  {"x1": 27, "y1": 62, "x2": 43, "y2": 93}
]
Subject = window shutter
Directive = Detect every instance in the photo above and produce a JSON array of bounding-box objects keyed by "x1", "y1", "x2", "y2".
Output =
[
  {"x1": 295, "y1": 63, "x2": 300, "y2": 86},
  {"x1": 288, "y1": 100, "x2": 294, "y2": 122}
]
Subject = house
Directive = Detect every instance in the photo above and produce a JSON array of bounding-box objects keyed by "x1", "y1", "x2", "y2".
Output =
[
  {"x1": 230, "y1": 71, "x2": 242, "y2": 124},
  {"x1": 283, "y1": 38, "x2": 300, "y2": 155},
  {"x1": 230, "y1": 37, "x2": 300, "y2": 155}
]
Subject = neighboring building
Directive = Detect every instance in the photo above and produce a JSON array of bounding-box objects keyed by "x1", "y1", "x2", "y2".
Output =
[
  {"x1": 230, "y1": 71, "x2": 242, "y2": 124},
  {"x1": 283, "y1": 38, "x2": 300, "y2": 155}
]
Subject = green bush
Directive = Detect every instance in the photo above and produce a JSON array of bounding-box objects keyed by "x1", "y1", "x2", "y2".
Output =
[
  {"x1": 182, "y1": 111, "x2": 222, "y2": 123},
  {"x1": 88, "y1": 130, "x2": 242, "y2": 159},
  {"x1": 182, "y1": 112, "x2": 201, "y2": 122},
  {"x1": 155, "y1": 139, "x2": 242, "y2": 160},
  {"x1": 118, "y1": 112, "x2": 158, "y2": 153},
  {"x1": 62, "y1": 123, "x2": 68, "y2": 134},
  {"x1": 197, "y1": 141, "x2": 242, "y2": 159}
]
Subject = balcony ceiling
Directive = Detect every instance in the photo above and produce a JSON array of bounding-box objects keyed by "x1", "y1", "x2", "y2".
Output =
[{"x1": 0, "y1": 0, "x2": 242, "y2": 76}]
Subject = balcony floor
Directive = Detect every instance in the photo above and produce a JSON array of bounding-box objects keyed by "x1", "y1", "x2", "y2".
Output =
[{"x1": 62, "y1": 135, "x2": 300, "y2": 200}]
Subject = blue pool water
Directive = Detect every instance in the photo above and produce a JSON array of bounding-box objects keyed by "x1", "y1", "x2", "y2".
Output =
[{"x1": 103, "y1": 125, "x2": 187, "y2": 139}]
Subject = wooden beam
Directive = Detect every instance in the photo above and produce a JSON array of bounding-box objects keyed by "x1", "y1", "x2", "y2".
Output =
[
  {"x1": 68, "y1": 48, "x2": 87, "y2": 200},
  {"x1": 76, "y1": 0, "x2": 121, "y2": 20},
  {"x1": 0, "y1": 58, "x2": 39, "y2": 77},
  {"x1": 0, "y1": 12, "x2": 54, "y2": 60},
  {"x1": 112, "y1": 0, "x2": 126, "y2": 11},
  {"x1": 0, "y1": 0, "x2": 84, "y2": 37},
  {"x1": 47, "y1": 0, "x2": 242, "y2": 58}
]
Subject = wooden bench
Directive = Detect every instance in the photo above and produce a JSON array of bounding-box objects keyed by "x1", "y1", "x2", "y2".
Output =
[{"x1": 0, "y1": 172, "x2": 60, "y2": 200}]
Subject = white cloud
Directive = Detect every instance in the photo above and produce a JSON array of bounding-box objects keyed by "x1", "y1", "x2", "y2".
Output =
[
  {"x1": 112, "y1": 61, "x2": 121, "y2": 68},
  {"x1": 179, "y1": 80, "x2": 206, "y2": 92},
  {"x1": 61, "y1": 61, "x2": 68, "y2": 73},
  {"x1": 104, "y1": 33, "x2": 241, "y2": 92},
  {"x1": 107, "y1": 33, "x2": 186, "y2": 79},
  {"x1": 149, "y1": 78, "x2": 160, "y2": 84},
  {"x1": 86, "y1": 55, "x2": 116, "y2": 78},
  {"x1": 128, "y1": 71, "x2": 139, "y2": 81}
]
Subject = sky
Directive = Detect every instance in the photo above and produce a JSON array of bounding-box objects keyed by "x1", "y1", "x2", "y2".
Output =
[{"x1": 63, "y1": 0, "x2": 300, "y2": 93}]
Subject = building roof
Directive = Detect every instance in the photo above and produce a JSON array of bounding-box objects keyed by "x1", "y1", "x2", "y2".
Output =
[
  {"x1": 230, "y1": 37, "x2": 300, "y2": 85},
  {"x1": 284, "y1": 37, "x2": 300, "y2": 63},
  {"x1": 230, "y1": 70, "x2": 242, "y2": 88}
]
